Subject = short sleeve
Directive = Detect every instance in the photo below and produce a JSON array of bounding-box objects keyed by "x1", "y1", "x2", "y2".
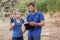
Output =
[
  {"x1": 39, "y1": 13, "x2": 45, "y2": 21},
  {"x1": 21, "y1": 18, "x2": 25, "y2": 24},
  {"x1": 26, "y1": 14, "x2": 30, "y2": 22}
]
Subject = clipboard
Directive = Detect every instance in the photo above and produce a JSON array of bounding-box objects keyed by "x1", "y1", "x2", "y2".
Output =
[{"x1": 24, "y1": 23, "x2": 34, "y2": 30}]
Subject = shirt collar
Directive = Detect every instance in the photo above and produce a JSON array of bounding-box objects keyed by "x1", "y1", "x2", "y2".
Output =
[{"x1": 30, "y1": 10, "x2": 37, "y2": 15}]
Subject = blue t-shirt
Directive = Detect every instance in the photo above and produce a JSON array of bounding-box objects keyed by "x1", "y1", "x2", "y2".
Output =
[
  {"x1": 12, "y1": 18, "x2": 24, "y2": 37},
  {"x1": 26, "y1": 11, "x2": 45, "y2": 36}
]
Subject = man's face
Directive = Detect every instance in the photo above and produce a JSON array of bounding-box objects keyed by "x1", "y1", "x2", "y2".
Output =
[{"x1": 28, "y1": 5, "x2": 35, "y2": 13}]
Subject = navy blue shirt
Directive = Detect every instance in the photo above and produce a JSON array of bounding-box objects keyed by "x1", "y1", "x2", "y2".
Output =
[
  {"x1": 12, "y1": 18, "x2": 24, "y2": 37},
  {"x1": 26, "y1": 11, "x2": 45, "y2": 36}
]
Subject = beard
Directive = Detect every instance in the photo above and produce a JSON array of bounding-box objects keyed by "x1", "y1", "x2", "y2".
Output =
[{"x1": 32, "y1": 9, "x2": 35, "y2": 13}]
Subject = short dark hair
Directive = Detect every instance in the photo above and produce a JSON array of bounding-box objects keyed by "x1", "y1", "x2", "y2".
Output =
[{"x1": 28, "y1": 2, "x2": 35, "y2": 7}]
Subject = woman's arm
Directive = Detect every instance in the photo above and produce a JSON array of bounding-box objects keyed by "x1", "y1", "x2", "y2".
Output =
[
  {"x1": 23, "y1": 29, "x2": 27, "y2": 33},
  {"x1": 22, "y1": 22, "x2": 28, "y2": 33},
  {"x1": 9, "y1": 23, "x2": 15, "y2": 31}
]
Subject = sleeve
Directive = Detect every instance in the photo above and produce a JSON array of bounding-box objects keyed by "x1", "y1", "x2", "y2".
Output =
[
  {"x1": 39, "y1": 13, "x2": 45, "y2": 21},
  {"x1": 21, "y1": 19, "x2": 25, "y2": 24},
  {"x1": 26, "y1": 15, "x2": 30, "y2": 22}
]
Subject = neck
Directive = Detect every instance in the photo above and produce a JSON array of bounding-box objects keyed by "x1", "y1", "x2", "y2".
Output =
[
  {"x1": 32, "y1": 10, "x2": 36, "y2": 15},
  {"x1": 16, "y1": 17, "x2": 20, "y2": 20}
]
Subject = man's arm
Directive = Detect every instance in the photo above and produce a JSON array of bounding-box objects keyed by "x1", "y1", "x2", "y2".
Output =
[
  {"x1": 35, "y1": 20, "x2": 45, "y2": 26},
  {"x1": 36, "y1": 13, "x2": 45, "y2": 27},
  {"x1": 29, "y1": 13, "x2": 45, "y2": 27},
  {"x1": 29, "y1": 20, "x2": 45, "y2": 27}
]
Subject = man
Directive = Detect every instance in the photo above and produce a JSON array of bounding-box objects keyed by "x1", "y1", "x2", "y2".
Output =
[{"x1": 25, "y1": 2, "x2": 45, "y2": 40}]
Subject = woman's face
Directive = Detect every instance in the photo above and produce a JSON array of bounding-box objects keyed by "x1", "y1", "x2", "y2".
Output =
[{"x1": 15, "y1": 12, "x2": 21, "y2": 18}]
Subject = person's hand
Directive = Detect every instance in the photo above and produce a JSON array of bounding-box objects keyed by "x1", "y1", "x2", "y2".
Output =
[
  {"x1": 11, "y1": 23, "x2": 15, "y2": 27},
  {"x1": 29, "y1": 22, "x2": 36, "y2": 26},
  {"x1": 24, "y1": 22, "x2": 29, "y2": 24}
]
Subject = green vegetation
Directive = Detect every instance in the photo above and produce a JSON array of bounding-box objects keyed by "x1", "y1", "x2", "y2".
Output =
[
  {"x1": 15, "y1": 0, "x2": 60, "y2": 12},
  {"x1": 0, "y1": 0, "x2": 60, "y2": 13}
]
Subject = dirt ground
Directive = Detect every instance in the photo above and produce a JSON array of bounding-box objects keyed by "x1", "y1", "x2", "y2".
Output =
[{"x1": 0, "y1": 13, "x2": 60, "y2": 40}]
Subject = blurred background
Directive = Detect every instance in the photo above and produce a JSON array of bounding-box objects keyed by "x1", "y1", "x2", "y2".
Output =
[{"x1": 0, "y1": 0, "x2": 60, "y2": 40}]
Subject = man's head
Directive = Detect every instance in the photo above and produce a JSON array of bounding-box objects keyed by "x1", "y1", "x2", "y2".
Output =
[{"x1": 28, "y1": 2, "x2": 36, "y2": 13}]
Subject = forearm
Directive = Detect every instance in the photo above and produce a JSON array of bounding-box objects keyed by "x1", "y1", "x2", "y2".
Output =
[
  {"x1": 9, "y1": 25, "x2": 14, "y2": 31},
  {"x1": 35, "y1": 23, "x2": 44, "y2": 26},
  {"x1": 35, "y1": 21, "x2": 45, "y2": 27},
  {"x1": 9, "y1": 23, "x2": 14, "y2": 31}
]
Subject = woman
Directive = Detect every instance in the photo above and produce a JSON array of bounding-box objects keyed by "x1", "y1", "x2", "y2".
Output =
[{"x1": 10, "y1": 10, "x2": 25, "y2": 40}]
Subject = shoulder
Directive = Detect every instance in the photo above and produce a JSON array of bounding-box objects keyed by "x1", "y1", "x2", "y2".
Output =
[
  {"x1": 36, "y1": 11, "x2": 44, "y2": 17},
  {"x1": 20, "y1": 18, "x2": 24, "y2": 21},
  {"x1": 27, "y1": 13, "x2": 32, "y2": 17},
  {"x1": 13, "y1": 18, "x2": 16, "y2": 21},
  {"x1": 20, "y1": 18, "x2": 25, "y2": 23},
  {"x1": 37, "y1": 11, "x2": 43, "y2": 15}
]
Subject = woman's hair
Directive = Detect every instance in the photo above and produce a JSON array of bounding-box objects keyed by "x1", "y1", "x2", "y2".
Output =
[{"x1": 14, "y1": 9, "x2": 21, "y2": 15}]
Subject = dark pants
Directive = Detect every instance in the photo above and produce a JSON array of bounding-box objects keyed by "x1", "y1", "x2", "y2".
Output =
[
  {"x1": 28, "y1": 36, "x2": 40, "y2": 40},
  {"x1": 12, "y1": 37, "x2": 23, "y2": 40}
]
